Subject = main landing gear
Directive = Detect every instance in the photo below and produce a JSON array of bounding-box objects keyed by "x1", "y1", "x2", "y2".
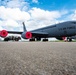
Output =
[
  {"x1": 29, "y1": 38, "x2": 35, "y2": 41},
  {"x1": 29, "y1": 38, "x2": 48, "y2": 42},
  {"x1": 42, "y1": 38, "x2": 48, "y2": 41},
  {"x1": 29, "y1": 38, "x2": 41, "y2": 41},
  {"x1": 67, "y1": 37, "x2": 72, "y2": 42}
]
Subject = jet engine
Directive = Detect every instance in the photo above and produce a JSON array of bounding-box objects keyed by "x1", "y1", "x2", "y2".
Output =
[
  {"x1": 0, "y1": 30, "x2": 8, "y2": 38},
  {"x1": 21, "y1": 31, "x2": 32, "y2": 39}
]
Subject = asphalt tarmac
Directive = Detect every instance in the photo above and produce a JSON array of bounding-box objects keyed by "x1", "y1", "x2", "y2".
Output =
[{"x1": 0, "y1": 42, "x2": 76, "y2": 75}]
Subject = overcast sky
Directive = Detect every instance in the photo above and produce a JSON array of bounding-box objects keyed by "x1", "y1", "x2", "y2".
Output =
[{"x1": 0, "y1": 0, "x2": 76, "y2": 31}]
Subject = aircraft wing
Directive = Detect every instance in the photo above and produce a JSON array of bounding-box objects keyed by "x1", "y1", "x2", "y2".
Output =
[
  {"x1": 31, "y1": 31, "x2": 48, "y2": 37},
  {"x1": 0, "y1": 29, "x2": 48, "y2": 38},
  {"x1": 7, "y1": 31, "x2": 23, "y2": 34},
  {"x1": 8, "y1": 31, "x2": 48, "y2": 36},
  {"x1": 23, "y1": 31, "x2": 49, "y2": 39},
  {"x1": 0, "y1": 30, "x2": 23, "y2": 38}
]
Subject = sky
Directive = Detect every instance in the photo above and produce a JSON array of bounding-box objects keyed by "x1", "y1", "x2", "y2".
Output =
[{"x1": 0, "y1": 0, "x2": 76, "y2": 32}]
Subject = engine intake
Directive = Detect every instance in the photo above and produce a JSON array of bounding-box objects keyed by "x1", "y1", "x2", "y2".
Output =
[
  {"x1": 26, "y1": 32, "x2": 32, "y2": 39},
  {"x1": 21, "y1": 31, "x2": 32, "y2": 39},
  {"x1": 0, "y1": 30, "x2": 8, "y2": 38}
]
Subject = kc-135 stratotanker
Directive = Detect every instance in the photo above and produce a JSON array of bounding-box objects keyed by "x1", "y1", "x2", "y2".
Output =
[{"x1": 0, "y1": 21, "x2": 76, "y2": 41}]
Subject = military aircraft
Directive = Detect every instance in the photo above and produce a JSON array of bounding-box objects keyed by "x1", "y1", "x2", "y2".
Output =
[{"x1": 0, "y1": 21, "x2": 76, "y2": 41}]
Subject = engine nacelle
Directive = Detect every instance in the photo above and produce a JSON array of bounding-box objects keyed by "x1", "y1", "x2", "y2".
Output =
[
  {"x1": 21, "y1": 31, "x2": 32, "y2": 39},
  {"x1": 0, "y1": 30, "x2": 8, "y2": 38}
]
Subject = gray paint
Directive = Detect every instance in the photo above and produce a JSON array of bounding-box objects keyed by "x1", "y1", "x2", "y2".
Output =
[
  {"x1": 6, "y1": 21, "x2": 76, "y2": 39},
  {"x1": 29, "y1": 21, "x2": 76, "y2": 38}
]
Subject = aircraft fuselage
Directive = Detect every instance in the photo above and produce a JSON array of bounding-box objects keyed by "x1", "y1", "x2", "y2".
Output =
[{"x1": 31, "y1": 21, "x2": 76, "y2": 38}]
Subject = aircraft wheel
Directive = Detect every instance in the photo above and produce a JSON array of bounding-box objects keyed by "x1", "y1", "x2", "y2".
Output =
[
  {"x1": 67, "y1": 37, "x2": 72, "y2": 42},
  {"x1": 42, "y1": 39, "x2": 48, "y2": 42},
  {"x1": 29, "y1": 38, "x2": 35, "y2": 41},
  {"x1": 68, "y1": 38, "x2": 72, "y2": 42},
  {"x1": 15, "y1": 38, "x2": 19, "y2": 41},
  {"x1": 4, "y1": 37, "x2": 9, "y2": 41}
]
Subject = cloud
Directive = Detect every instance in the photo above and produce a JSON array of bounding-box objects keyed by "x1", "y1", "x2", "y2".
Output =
[
  {"x1": 5, "y1": 19, "x2": 19, "y2": 27},
  {"x1": 0, "y1": 6, "x2": 31, "y2": 31},
  {"x1": 0, "y1": 0, "x2": 31, "y2": 30},
  {"x1": 32, "y1": 0, "x2": 38, "y2": 3},
  {"x1": 69, "y1": 10, "x2": 76, "y2": 20},
  {"x1": 0, "y1": 26, "x2": 3, "y2": 30},
  {"x1": 0, "y1": 0, "x2": 76, "y2": 32},
  {"x1": 27, "y1": 7, "x2": 68, "y2": 30},
  {"x1": 0, "y1": 5, "x2": 65, "y2": 31},
  {"x1": 1, "y1": 0, "x2": 29, "y2": 11},
  {"x1": 0, "y1": 6, "x2": 30, "y2": 21},
  {"x1": 29, "y1": 8, "x2": 61, "y2": 21},
  {"x1": 0, "y1": 5, "x2": 74, "y2": 31}
]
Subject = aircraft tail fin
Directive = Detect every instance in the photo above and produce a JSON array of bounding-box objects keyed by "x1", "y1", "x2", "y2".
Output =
[{"x1": 22, "y1": 22, "x2": 27, "y2": 31}]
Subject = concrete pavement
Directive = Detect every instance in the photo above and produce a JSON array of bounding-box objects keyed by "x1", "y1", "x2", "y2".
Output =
[{"x1": 0, "y1": 42, "x2": 76, "y2": 75}]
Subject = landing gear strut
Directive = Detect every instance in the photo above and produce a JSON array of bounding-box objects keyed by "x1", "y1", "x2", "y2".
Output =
[{"x1": 36, "y1": 37, "x2": 41, "y2": 41}]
